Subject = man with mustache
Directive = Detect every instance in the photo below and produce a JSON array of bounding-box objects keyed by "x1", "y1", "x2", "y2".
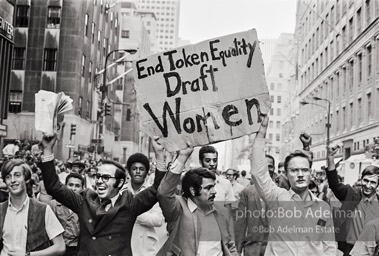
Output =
[
  {"x1": 326, "y1": 146, "x2": 379, "y2": 255},
  {"x1": 198, "y1": 145, "x2": 235, "y2": 208},
  {"x1": 249, "y1": 116, "x2": 336, "y2": 255},
  {"x1": 39, "y1": 135, "x2": 192, "y2": 256},
  {"x1": 157, "y1": 152, "x2": 237, "y2": 255}
]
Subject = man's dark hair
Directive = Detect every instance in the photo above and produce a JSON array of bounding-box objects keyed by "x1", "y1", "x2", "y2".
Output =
[
  {"x1": 284, "y1": 151, "x2": 313, "y2": 171},
  {"x1": 65, "y1": 172, "x2": 85, "y2": 187},
  {"x1": 1, "y1": 159, "x2": 32, "y2": 181},
  {"x1": 265, "y1": 154, "x2": 275, "y2": 168},
  {"x1": 241, "y1": 170, "x2": 246, "y2": 177},
  {"x1": 126, "y1": 153, "x2": 150, "y2": 175},
  {"x1": 308, "y1": 180, "x2": 319, "y2": 191},
  {"x1": 278, "y1": 162, "x2": 285, "y2": 169},
  {"x1": 361, "y1": 165, "x2": 379, "y2": 182},
  {"x1": 102, "y1": 159, "x2": 126, "y2": 188},
  {"x1": 182, "y1": 168, "x2": 216, "y2": 198},
  {"x1": 199, "y1": 145, "x2": 218, "y2": 163}
]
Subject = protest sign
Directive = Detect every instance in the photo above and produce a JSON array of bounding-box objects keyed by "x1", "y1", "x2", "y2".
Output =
[{"x1": 133, "y1": 29, "x2": 271, "y2": 151}]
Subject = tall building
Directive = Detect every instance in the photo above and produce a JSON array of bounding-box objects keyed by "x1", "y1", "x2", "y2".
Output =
[
  {"x1": 0, "y1": 0, "x2": 15, "y2": 155},
  {"x1": 265, "y1": 33, "x2": 295, "y2": 163},
  {"x1": 113, "y1": 1, "x2": 152, "y2": 163},
  {"x1": 137, "y1": 0, "x2": 180, "y2": 51},
  {"x1": 6, "y1": 0, "x2": 120, "y2": 160},
  {"x1": 260, "y1": 39, "x2": 278, "y2": 72},
  {"x1": 294, "y1": 0, "x2": 379, "y2": 170}
]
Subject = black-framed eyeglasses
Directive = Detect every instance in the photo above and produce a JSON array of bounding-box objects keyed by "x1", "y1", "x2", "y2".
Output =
[
  {"x1": 288, "y1": 168, "x2": 311, "y2": 175},
  {"x1": 95, "y1": 173, "x2": 116, "y2": 182}
]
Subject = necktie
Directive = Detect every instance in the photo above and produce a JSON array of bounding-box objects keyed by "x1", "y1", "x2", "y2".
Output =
[{"x1": 96, "y1": 199, "x2": 111, "y2": 216}]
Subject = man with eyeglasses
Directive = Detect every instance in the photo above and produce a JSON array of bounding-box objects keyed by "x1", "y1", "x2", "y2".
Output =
[
  {"x1": 39, "y1": 135, "x2": 192, "y2": 256},
  {"x1": 326, "y1": 146, "x2": 379, "y2": 256},
  {"x1": 249, "y1": 116, "x2": 336, "y2": 255}
]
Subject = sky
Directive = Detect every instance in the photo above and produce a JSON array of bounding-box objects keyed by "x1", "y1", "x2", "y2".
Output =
[{"x1": 179, "y1": 0, "x2": 298, "y2": 43}]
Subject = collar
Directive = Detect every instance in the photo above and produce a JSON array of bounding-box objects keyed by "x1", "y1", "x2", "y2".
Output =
[
  {"x1": 126, "y1": 179, "x2": 150, "y2": 195},
  {"x1": 188, "y1": 197, "x2": 197, "y2": 213},
  {"x1": 362, "y1": 193, "x2": 378, "y2": 204},
  {"x1": 8, "y1": 195, "x2": 29, "y2": 211},
  {"x1": 289, "y1": 188, "x2": 316, "y2": 204},
  {"x1": 187, "y1": 197, "x2": 216, "y2": 215},
  {"x1": 105, "y1": 192, "x2": 121, "y2": 207}
]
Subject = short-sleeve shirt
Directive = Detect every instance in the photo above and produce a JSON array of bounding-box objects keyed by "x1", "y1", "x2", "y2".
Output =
[
  {"x1": 214, "y1": 174, "x2": 235, "y2": 203},
  {"x1": 1, "y1": 197, "x2": 64, "y2": 256}
]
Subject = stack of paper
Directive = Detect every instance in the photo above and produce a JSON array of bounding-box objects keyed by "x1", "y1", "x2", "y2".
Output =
[{"x1": 35, "y1": 90, "x2": 73, "y2": 136}]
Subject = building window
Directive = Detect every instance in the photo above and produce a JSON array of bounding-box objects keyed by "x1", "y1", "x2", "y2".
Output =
[
  {"x1": 349, "y1": 17, "x2": 354, "y2": 43},
  {"x1": 350, "y1": 102, "x2": 354, "y2": 128},
  {"x1": 9, "y1": 101, "x2": 22, "y2": 113},
  {"x1": 367, "y1": 93, "x2": 372, "y2": 120},
  {"x1": 269, "y1": 133, "x2": 273, "y2": 141},
  {"x1": 12, "y1": 48, "x2": 26, "y2": 70},
  {"x1": 278, "y1": 73, "x2": 283, "y2": 78},
  {"x1": 349, "y1": 60, "x2": 354, "y2": 89},
  {"x1": 84, "y1": 14, "x2": 89, "y2": 37},
  {"x1": 276, "y1": 121, "x2": 280, "y2": 129},
  {"x1": 91, "y1": 23, "x2": 95, "y2": 43},
  {"x1": 15, "y1": 5, "x2": 29, "y2": 27},
  {"x1": 357, "y1": 8, "x2": 362, "y2": 34},
  {"x1": 269, "y1": 121, "x2": 273, "y2": 128},
  {"x1": 82, "y1": 55, "x2": 86, "y2": 77},
  {"x1": 98, "y1": 30, "x2": 101, "y2": 49},
  {"x1": 270, "y1": 83, "x2": 274, "y2": 90},
  {"x1": 358, "y1": 53, "x2": 362, "y2": 83},
  {"x1": 121, "y1": 30, "x2": 130, "y2": 38},
  {"x1": 366, "y1": 0, "x2": 371, "y2": 25},
  {"x1": 78, "y1": 96, "x2": 83, "y2": 117},
  {"x1": 367, "y1": 45, "x2": 372, "y2": 77},
  {"x1": 277, "y1": 108, "x2": 281, "y2": 116},
  {"x1": 126, "y1": 108, "x2": 132, "y2": 121},
  {"x1": 89, "y1": 61, "x2": 92, "y2": 82},
  {"x1": 47, "y1": 6, "x2": 61, "y2": 28},
  {"x1": 358, "y1": 98, "x2": 362, "y2": 124},
  {"x1": 277, "y1": 96, "x2": 282, "y2": 103},
  {"x1": 270, "y1": 108, "x2": 274, "y2": 116},
  {"x1": 43, "y1": 49, "x2": 57, "y2": 71},
  {"x1": 276, "y1": 134, "x2": 280, "y2": 142}
]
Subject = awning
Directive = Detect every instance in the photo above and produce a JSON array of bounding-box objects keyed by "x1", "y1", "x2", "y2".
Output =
[
  {"x1": 345, "y1": 154, "x2": 371, "y2": 162},
  {"x1": 312, "y1": 157, "x2": 342, "y2": 172}
]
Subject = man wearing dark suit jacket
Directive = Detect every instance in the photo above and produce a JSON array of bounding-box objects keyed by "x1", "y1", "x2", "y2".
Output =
[
  {"x1": 39, "y1": 135, "x2": 167, "y2": 256},
  {"x1": 157, "y1": 147, "x2": 237, "y2": 256}
]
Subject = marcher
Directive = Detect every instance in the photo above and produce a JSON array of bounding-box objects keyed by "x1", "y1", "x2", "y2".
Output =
[
  {"x1": 0, "y1": 159, "x2": 65, "y2": 256},
  {"x1": 249, "y1": 116, "x2": 336, "y2": 255},
  {"x1": 157, "y1": 149, "x2": 237, "y2": 255},
  {"x1": 39, "y1": 135, "x2": 172, "y2": 255},
  {"x1": 326, "y1": 146, "x2": 379, "y2": 255},
  {"x1": 123, "y1": 152, "x2": 165, "y2": 256},
  {"x1": 48, "y1": 173, "x2": 84, "y2": 256},
  {"x1": 198, "y1": 145, "x2": 235, "y2": 207},
  {"x1": 237, "y1": 170, "x2": 250, "y2": 187}
]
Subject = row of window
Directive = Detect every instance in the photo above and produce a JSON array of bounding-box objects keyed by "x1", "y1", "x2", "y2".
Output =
[
  {"x1": 270, "y1": 95, "x2": 282, "y2": 104},
  {"x1": 300, "y1": 0, "x2": 377, "y2": 69},
  {"x1": 268, "y1": 133, "x2": 281, "y2": 143},
  {"x1": 270, "y1": 82, "x2": 282, "y2": 91},
  {"x1": 301, "y1": 38, "x2": 378, "y2": 90},
  {"x1": 269, "y1": 108, "x2": 281, "y2": 116},
  {"x1": 303, "y1": 91, "x2": 375, "y2": 137},
  {"x1": 141, "y1": 0, "x2": 177, "y2": 4},
  {"x1": 13, "y1": 48, "x2": 58, "y2": 71},
  {"x1": 269, "y1": 121, "x2": 282, "y2": 129}
]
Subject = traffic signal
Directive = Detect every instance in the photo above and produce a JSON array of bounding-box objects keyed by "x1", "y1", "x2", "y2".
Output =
[
  {"x1": 70, "y1": 124, "x2": 76, "y2": 136},
  {"x1": 105, "y1": 103, "x2": 111, "y2": 116}
]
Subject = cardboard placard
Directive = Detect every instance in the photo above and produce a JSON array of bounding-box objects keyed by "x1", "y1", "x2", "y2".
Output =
[{"x1": 133, "y1": 29, "x2": 271, "y2": 151}]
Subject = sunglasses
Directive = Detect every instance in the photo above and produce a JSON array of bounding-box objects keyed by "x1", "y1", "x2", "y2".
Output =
[{"x1": 94, "y1": 173, "x2": 116, "y2": 182}]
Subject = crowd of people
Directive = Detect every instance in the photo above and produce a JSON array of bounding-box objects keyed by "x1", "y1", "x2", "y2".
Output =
[{"x1": 0, "y1": 115, "x2": 379, "y2": 255}]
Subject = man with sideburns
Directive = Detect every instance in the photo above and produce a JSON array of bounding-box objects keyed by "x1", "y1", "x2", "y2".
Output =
[{"x1": 39, "y1": 135, "x2": 184, "y2": 256}]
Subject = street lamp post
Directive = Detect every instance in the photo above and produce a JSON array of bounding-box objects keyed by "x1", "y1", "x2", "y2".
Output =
[
  {"x1": 300, "y1": 96, "x2": 331, "y2": 156},
  {"x1": 98, "y1": 49, "x2": 137, "y2": 158}
]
